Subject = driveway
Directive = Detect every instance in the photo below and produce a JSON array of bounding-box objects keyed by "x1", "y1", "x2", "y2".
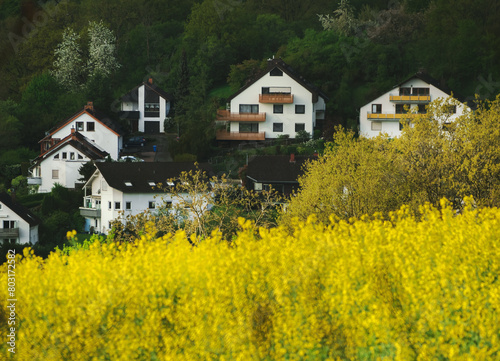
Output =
[{"x1": 120, "y1": 134, "x2": 173, "y2": 162}]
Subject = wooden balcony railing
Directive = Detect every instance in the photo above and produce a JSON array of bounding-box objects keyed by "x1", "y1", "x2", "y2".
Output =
[
  {"x1": 259, "y1": 94, "x2": 294, "y2": 104},
  {"x1": 0, "y1": 228, "x2": 19, "y2": 238},
  {"x1": 389, "y1": 95, "x2": 431, "y2": 102},
  {"x1": 217, "y1": 110, "x2": 266, "y2": 122},
  {"x1": 367, "y1": 113, "x2": 420, "y2": 120},
  {"x1": 216, "y1": 130, "x2": 265, "y2": 141}
]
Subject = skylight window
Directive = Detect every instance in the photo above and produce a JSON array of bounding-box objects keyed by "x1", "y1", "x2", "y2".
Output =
[
  {"x1": 148, "y1": 181, "x2": 156, "y2": 187},
  {"x1": 124, "y1": 181, "x2": 133, "y2": 187}
]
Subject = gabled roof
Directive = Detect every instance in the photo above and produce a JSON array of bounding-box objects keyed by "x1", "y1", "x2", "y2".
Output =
[
  {"x1": 0, "y1": 192, "x2": 41, "y2": 226},
  {"x1": 91, "y1": 162, "x2": 214, "y2": 193},
  {"x1": 32, "y1": 131, "x2": 109, "y2": 167},
  {"x1": 41, "y1": 106, "x2": 124, "y2": 141},
  {"x1": 396, "y1": 71, "x2": 465, "y2": 102},
  {"x1": 121, "y1": 81, "x2": 173, "y2": 103},
  {"x1": 228, "y1": 58, "x2": 329, "y2": 103},
  {"x1": 246, "y1": 155, "x2": 314, "y2": 183}
]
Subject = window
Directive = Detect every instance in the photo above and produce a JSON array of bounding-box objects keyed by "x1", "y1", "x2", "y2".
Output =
[
  {"x1": 54, "y1": 154, "x2": 59, "y2": 160},
  {"x1": 445, "y1": 105, "x2": 457, "y2": 114},
  {"x1": 399, "y1": 87, "x2": 412, "y2": 96},
  {"x1": 412, "y1": 87, "x2": 429, "y2": 96},
  {"x1": 148, "y1": 201, "x2": 155, "y2": 209},
  {"x1": 124, "y1": 181, "x2": 133, "y2": 187},
  {"x1": 87, "y1": 122, "x2": 95, "y2": 131},
  {"x1": 372, "y1": 122, "x2": 382, "y2": 131},
  {"x1": 62, "y1": 152, "x2": 67, "y2": 159},
  {"x1": 254, "y1": 183, "x2": 263, "y2": 191},
  {"x1": 273, "y1": 104, "x2": 283, "y2": 114},
  {"x1": 76, "y1": 122, "x2": 84, "y2": 131},
  {"x1": 295, "y1": 123, "x2": 305, "y2": 132},
  {"x1": 165, "y1": 201, "x2": 173, "y2": 208},
  {"x1": 270, "y1": 68, "x2": 283, "y2": 76},
  {"x1": 144, "y1": 88, "x2": 160, "y2": 117},
  {"x1": 418, "y1": 104, "x2": 427, "y2": 114},
  {"x1": 148, "y1": 181, "x2": 156, "y2": 187},
  {"x1": 239, "y1": 104, "x2": 259, "y2": 113},
  {"x1": 273, "y1": 123, "x2": 283, "y2": 132},
  {"x1": 70, "y1": 152, "x2": 75, "y2": 160},
  {"x1": 239, "y1": 123, "x2": 259, "y2": 133},
  {"x1": 295, "y1": 105, "x2": 305, "y2": 114},
  {"x1": 396, "y1": 104, "x2": 410, "y2": 114},
  {"x1": 115, "y1": 202, "x2": 120, "y2": 210},
  {"x1": 52, "y1": 170, "x2": 59, "y2": 179},
  {"x1": 126, "y1": 202, "x2": 132, "y2": 210},
  {"x1": 78, "y1": 154, "x2": 83, "y2": 160},
  {"x1": 262, "y1": 87, "x2": 291, "y2": 94},
  {"x1": 372, "y1": 104, "x2": 382, "y2": 114},
  {"x1": 108, "y1": 201, "x2": 112, "y2": 210}
]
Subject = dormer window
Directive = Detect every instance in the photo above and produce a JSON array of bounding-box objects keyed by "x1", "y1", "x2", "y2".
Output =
[{"x1": 270, "y1": 68, "x2": 283, "y2": 76}]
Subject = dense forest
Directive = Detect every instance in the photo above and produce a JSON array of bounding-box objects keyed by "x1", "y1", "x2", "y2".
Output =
[{"x1": 0, "y1": 0, "x2": 499, "y2": 186}]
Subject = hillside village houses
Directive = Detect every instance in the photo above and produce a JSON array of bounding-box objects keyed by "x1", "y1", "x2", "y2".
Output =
[
  {"x1": 216, "y1": 58, "x2": 328, "y2": 142},
  {"x1": 28, "y1": 102, "x2": 123, "y2": 193},
  {"x1": 0, "y1": 192, "x2": 40, "y2": 245},
  {"x1": 359, "y1": 71, "x2": 468, "y2": 138},
  {"x1": 80, "y1": 162, "x2": 214, "y2": 234},
  {"x1": 119, "y1": 78, "x2": 173, "y2": 134}
]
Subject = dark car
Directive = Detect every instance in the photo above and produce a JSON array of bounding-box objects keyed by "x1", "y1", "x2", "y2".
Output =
[{"x1": 124, "y1": 136, "x2": 146, "y2": 148}]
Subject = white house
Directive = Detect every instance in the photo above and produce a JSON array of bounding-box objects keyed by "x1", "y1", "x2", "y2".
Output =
[
  {"x1": 38, "y1": 102, "x2": 124, "y2": 159},
  {"x1": 120, "y1": 78, "x2": 173, "y2": 133},
  {"x1": 28, "y1": 130, "x2": 109, "y2": 193},
  {"x1": 359, "y1": 71, "x2": 468, "y2": 138},
  {"x1": 216, "y1": 58, "x2": 328, "y2": 142},
  {"x1": 80, "y1": 162, "x2": 213, "y2": 234},
  {"x1": 0, "y1": 193, "x2": 40, "y2": 245}
]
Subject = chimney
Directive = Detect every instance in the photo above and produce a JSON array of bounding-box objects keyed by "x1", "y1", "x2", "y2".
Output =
[
  {"x1": 148, "y1": 77, "x2": 153, "y2": 85},
  {"x1": 290, "y1": 153, "x2": 295, "y2": 163},
  {"x1": 84, "y1": 101, "x2": 94, "y2": 112}
]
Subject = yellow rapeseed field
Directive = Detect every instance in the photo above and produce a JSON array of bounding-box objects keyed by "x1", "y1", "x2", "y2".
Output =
[{"x1": 1, "y1": 199, "x2": 500, "y2": 360}]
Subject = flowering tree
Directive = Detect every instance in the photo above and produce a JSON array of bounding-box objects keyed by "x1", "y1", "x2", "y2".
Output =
[
  {"x1": 51, "y1": 28, "x2": 83, "y2": 91},
  {"x1": 87, "y1": 20, "x2": 121, "y2": 79}
]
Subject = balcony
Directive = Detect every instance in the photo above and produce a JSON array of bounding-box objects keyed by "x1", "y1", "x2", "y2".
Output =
[
  {"x1": 27, "y1": 177, "x2": 42, "y2": 185},
  {"x1": 80, "y1": 207, "x2": 101, "y2": 218},
  {"x1": 367, "y1": 113, "x2": 420, "y2": 121},
  {"x1": 217, "y1": 110, "x2": 266, "y2": 122},
  {"x1": 389, "y1": 95, "x2": 431, "y2": 103},
  {"x1": 0, "y1": 228, "x2": 19, "y2": 238},
  {"x1": 259, "y1": 94, "x2": 294, "y2": 104},
  {"x1": 216, "y1": 130, "x2": 265, "y2": 141}
]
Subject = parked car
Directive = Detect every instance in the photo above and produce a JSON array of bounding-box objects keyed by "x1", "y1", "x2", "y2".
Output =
[
  {"x1": 124, "y1": 136, "x2": 146, "y2": 148},
  {"x1": 118, "y1": 156, "x2": 145, "y2": 162}
]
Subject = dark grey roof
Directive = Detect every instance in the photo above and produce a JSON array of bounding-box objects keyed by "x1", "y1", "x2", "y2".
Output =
[
  {"x1": 121, "y1": 81, "x2": 173, "y2": 103},
  {"x1": 32, "y1": 131, "x2": 109, "y2": 167},
  {"x1": 94, "y1": 162, "x2": 214, "y2": 193},
  {"x1": 228, "y1": 58, "x2": 329, "y2": 103},
  {"x1": 246, "y1": 155, "x2": 314, "y2": 183},
  {"x1": 0, "y1": 193, "x2": 41, "y2": 226}
]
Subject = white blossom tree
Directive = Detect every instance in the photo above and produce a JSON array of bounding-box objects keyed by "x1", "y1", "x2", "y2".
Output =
[
  {"x1": 51, "y1": 28, "x2": 83, "y2": 91},
  {"x1": 86, "y1": 20, "x2": 121, "y2": 79}
]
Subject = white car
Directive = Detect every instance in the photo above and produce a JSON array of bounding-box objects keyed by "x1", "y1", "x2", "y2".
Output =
[{"x1": 118, "y1": 156, "x2": 145, "y2": 162}]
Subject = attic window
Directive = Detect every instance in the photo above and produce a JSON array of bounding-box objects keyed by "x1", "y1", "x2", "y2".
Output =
[
  {"x1": 124, "y1": 181, "x2": 133, "y2": 187},
  {"x1": 76, "y1": 122, "x2": 84, "y2": 131},
  {"x1": 270, "y1": 68, "x2": 283, "y2": 76}
]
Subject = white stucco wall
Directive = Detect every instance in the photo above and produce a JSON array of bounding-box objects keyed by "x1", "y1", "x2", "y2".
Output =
[
  {"x1": 52, "y1": 113, "x2": 121, "y2": 159},
  {"x1": 38, "y1": 143, "x2": 93, "y2": 193},
  {"x1": 0, "y1": 201, "x2": 36, "y2": 245},
  {"x1": 228, "y1": 71, "x2": 322, "y2": 139},
  {"x1": 359, "y1": 78, "x2": 467, "y2": 138}
]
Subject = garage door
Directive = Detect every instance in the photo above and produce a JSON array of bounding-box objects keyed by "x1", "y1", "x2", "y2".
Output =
[{"x1": 144, "y1": 121, "x2": 160, "y2": 133}]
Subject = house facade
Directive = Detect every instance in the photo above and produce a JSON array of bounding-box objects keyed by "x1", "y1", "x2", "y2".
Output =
[
  {"x1": 216, "y1": 58, "x2": 327, "y2": 142},
  {"x1": 120, "y1": 78, "x2": 173, "y2": 133},
  {"x1": 359, "y1": 71, "x2": 468, "y2": 138},
  {"x1": 80, "y1": 162, "x2": 213, "y2": 234},
  {"x1": 29, "y1": 130, "x2": 109, "y2": 193},
  {"x1": 0, "y1": 193, "x2": 40, "y2": 245}
]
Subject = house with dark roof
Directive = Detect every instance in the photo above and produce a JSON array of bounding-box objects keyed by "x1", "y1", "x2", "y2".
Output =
[
  {"x1": 0, "y1": 193, "x2": 40, "y2": 245},
  {"x1": 39, "y1": 101, "x2": 124, "y2": 159},
  {"x1": 28, "y1": 129, "x2": 109, "y2": 193},
  {"x1": 80, "y1": 162, "x2": 213, "y2": 234},
  {"x1": 120, "y1": 78, "x2": 173, "y2": 133},
  {"x1": 245, "y1": 154, "x2": 313, "y2": 196},
  {"x1": 216, "y1": 58, "x2": 328, "y2": 142},
  {"x1": 359, "y1": 71, "x2": 468, "y2": 138}
]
